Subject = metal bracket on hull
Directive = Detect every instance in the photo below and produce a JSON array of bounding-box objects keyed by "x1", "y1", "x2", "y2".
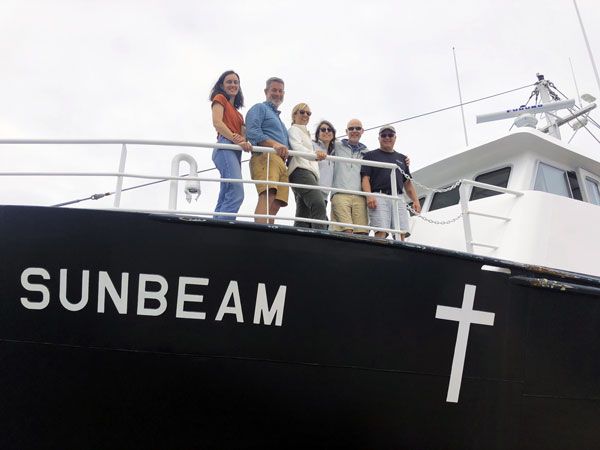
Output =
[{"x1": 510, "y1": 276, "x2": 600, "y2": 297}]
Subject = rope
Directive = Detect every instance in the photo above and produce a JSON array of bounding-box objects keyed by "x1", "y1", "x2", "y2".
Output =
[
  {"x1": 339, "y1": 83, "x2": 535, "y2": 137},
  {"x1": 50, "y1": 159, "x2": 251, "y2": 207}
]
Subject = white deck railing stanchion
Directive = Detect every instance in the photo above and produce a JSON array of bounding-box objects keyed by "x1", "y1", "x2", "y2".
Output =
[
  {"x1": 390, "y1": 169, "x2": 401, "y2": 241},
  {"x1": 458, "y1": 179, "x2": 524, "y2": 253},
  {"x1": 114, "y1": 143, "x2": 128, "y2": 207},
  {"x1": 459, "y1": 182, "x2": 474, "y2": 253},
  {"x1": 266, "y1": 151, "x2": 270, "y2": 222}
]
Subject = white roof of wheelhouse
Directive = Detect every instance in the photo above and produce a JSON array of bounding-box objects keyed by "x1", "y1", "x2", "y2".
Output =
[{"x1": 412, "y1": 128, "x2": 600, "y2": 194}]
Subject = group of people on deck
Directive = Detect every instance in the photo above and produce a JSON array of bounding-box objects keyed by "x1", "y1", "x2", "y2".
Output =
[{"x1": 209, "y1": 71, "x2": 421, "y2": 240}]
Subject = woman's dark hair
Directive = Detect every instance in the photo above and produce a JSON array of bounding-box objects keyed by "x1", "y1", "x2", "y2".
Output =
[
  {"x1": 209, "y1": 70, "x2": 245, "y2": 109},
  {"x1": 314, "y1": 120, "x2": 337, "y2": 154}
]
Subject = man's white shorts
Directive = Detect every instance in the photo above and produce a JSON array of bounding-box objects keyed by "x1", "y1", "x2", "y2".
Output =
[{"x1": 367, "y1": 195, "x2": 410, "y2": 236}]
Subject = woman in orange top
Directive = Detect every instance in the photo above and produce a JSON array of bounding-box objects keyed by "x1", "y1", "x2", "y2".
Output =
[{"x1": 210, "y1": 70, "x2": 252, "y2": 220}]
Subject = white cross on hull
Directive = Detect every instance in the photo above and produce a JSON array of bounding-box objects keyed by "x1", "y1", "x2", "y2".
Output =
[{"x1": 436, "y1": 284, "x2": 495, "y2": 403}]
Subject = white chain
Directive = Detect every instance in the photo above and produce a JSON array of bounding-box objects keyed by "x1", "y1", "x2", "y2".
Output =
[
  {"x1": 389, "y1": 159, "x2": 463, "y2": 225},
  {"x1": 407, "y1": 204, "x2": 463, "y2": 225},
  {"x1": 396, "y1": 160, "x2": 462, "y2": 193}
]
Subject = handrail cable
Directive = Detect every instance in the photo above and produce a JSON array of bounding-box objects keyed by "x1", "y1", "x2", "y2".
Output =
[{"x1": 51, "y1": 163, "x2": 226, "y2": 207}]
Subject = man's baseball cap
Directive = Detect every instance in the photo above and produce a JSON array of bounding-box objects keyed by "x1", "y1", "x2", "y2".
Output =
[{"x1": 379, "y1": 125, "x2": 396, "y2": 134}]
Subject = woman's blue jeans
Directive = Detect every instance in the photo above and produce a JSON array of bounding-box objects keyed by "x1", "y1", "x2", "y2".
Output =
[{"x1": 212, "y1": 136, "x2": 244, "y2": 220}]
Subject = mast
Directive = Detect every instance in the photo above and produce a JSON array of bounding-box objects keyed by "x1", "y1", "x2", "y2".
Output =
[
  {"x1": 535, "y1": 74, "x2": 561, "y2": 139},
  {"x1": 475, "y1": 74, "x2": 596, "y2": 139}
]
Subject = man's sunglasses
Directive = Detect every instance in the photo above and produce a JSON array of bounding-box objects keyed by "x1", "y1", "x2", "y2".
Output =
[
  {"x1": 319, "y1": 127, "x2": 333, "y2": 133},
  {"x1": 348, "y1": 126, "x2": 362, "y2": 131},
  {"x1": 380, "y1": 133, "x2": 396, "y2": 138},
  {"x1": 298, "y1": 110, "x2": 312, "y2": 116}
]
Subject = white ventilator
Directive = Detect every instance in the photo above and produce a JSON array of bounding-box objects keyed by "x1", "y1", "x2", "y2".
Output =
[{"x1": 169, "y1": 153, "x2": 201, "y2": 210}]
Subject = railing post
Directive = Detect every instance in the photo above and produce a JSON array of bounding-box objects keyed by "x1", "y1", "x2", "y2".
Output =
[
  {"x1": 459, "y1": 181, "x2": 474, "y2": 253},
  {"x1": 266, "y1": 151, "x2": 270, "y2": 222},
  {"x1": 390, "y1": 169, "x2": 401, "y2": 240},
  {"x1": 113, "y1": 143, "x2": 127, "y2": 208}
]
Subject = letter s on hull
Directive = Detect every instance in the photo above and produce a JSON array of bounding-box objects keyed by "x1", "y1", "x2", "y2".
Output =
[{"x1": 21, "y1": 267, "x2": 51, "y2": 310}]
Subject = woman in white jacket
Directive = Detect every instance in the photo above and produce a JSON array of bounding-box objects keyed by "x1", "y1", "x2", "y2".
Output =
[{"x1": 287, "y1": 103, "x2": 328, "y2": 229}]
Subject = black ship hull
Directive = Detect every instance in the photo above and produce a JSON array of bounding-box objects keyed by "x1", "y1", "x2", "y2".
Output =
[{"x1": 1, "y1": 205, "x2": 599, "y2": 449}]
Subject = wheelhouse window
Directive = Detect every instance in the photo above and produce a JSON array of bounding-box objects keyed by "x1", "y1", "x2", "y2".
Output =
[
  {"x1": 470, "y1": 167, "x2": 511, "y2": 201},
  {"x1": 586, "y1": 178, "x2": 600, "y2": 205},
  {"x1": 534, "y1": 162, "x2": 582, "y2": 200},
  {"x1": 429, "y1": 187, "x2": 460, "y2": 212}
]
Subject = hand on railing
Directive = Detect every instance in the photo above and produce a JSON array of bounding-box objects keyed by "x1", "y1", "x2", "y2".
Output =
[
  {"x1": 240, "y1": 142, "x2": 252, "y2": 152},
  {"x1": 273, "y1": 143, "x2": 289, "y2": 159},
  {"x1": 231, "y1": 134, "x2": 252, "y2": 152},
  {"x1": 412, "y1": 201, "x2": 421, "y2": 214},
  {"x1": 366, "y1": 195, "x2": 377, "y2": 209}
]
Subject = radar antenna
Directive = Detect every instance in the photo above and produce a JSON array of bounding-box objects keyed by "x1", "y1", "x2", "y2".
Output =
[{"x1": 475, "y1": 74, "x2": 596, "y2": 141}]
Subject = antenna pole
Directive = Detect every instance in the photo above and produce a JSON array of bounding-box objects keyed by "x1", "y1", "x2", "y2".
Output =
[
  {"x1": 569, "y1": 57, "x2": 582, "y2": 107},
  {"x1": 573, "y1": 0, "x2": 600, "y2": 95},
  {"x1": 453, "y1": 47, "x2": 469, "y2": 147}
]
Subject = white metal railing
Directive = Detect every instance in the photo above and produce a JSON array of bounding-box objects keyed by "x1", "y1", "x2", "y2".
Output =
[
  {"x1": 0, "y1": 139, "x2": 411, "y2": 240},
  {"x1": 0, "y1": 139, "x2": 529, "y2": 249},
  {"x1": 458, "y1": 179, "x2": 524, "y2": 253}
]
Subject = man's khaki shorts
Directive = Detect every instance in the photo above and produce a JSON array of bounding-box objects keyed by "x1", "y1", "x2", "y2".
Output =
[
  {"x1": 330, "y1": 193, "x2": 368, "y2": 233},
  {"x1": 249, "y1": 152, "x2": 289, "y2": 206}
]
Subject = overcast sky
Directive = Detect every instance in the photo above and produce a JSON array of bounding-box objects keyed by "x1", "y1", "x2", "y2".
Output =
[{"x1": 1, "y1": 0, "x2": 599, "y2": 219}]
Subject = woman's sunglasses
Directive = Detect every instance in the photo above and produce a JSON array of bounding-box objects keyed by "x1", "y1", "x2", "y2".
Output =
[
  {"x1": 298, "y1": 110, "x2": 312, "y2": 116},
  {"x1": 319, "y1": 127, "x2": 333, "y2": 133}
]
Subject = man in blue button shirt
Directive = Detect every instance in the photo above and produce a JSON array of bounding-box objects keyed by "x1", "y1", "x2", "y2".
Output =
[{"x1": 246, "y1": 77, "x2": 290, "y2": 224}]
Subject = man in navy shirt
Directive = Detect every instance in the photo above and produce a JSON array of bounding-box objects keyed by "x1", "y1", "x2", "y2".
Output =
[
  {"x1": 361, "y1": 125, "x2": 421, "y2": 240},
  {"x1": 246, "y1": 77, "x2": 290, "y2": 223}
]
